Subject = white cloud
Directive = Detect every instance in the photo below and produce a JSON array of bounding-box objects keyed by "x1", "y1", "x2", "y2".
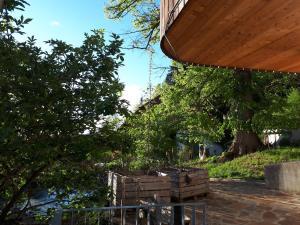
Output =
[
  {"x1": 49, "y1": 21, "x2": 61, "y2": 27},
  {"x1": 122, "y1": 84, "x2": 143, "y2": 111}
]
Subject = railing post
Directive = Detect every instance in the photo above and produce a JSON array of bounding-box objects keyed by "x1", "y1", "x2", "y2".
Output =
[
  {"x1": 202, "y1": 204, "x2": 207, "y2": 225},
  {"x1": 71, "y1": 210, "x2": 74, "y2": 225},
  {"x1": 49, "y1": 208, "x2": 63, "y2": 225},
  {"x1": 192, "y1": 206, "x2": 196, "y2": 225},
  {"x1": 121, "y1": 208, "x2": 123, "y2": 225},
  {"x1": 121, "y1": 207, "x2": 127, "y2": 225},
  {"x1": 147, "y1": 207, "x2": 151, "y2": 225},
  {"x1": 156, "y1": 206, "x2": 162, "y2": 225},
  {"x1": 109, "y1": 209, "x2": 112, "y2": 225},
  {"x1": 123, "y1": 208, "x2": 127, "y2": 225},
  {"x1": 170, "y1": 206, "x2": 174, "y2": 225},
  {"x1": 174, "y1": 205, "x2": 184, "y2": 225},
  {"x1": 181, "y1": 206, "x2": 185, "y2": 225},
  {"x1": 135, "y1": 207, "x2": 139, "y2": 225}
]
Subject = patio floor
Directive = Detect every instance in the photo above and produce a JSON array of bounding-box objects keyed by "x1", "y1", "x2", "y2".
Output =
[{"x1": 202, "y1": 179, "x2": 300, "y2": 225}]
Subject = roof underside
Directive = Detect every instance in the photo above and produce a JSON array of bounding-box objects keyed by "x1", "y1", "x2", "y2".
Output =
[{"x1": 160, "y1": 0, "x2": 300, "y2": 73}]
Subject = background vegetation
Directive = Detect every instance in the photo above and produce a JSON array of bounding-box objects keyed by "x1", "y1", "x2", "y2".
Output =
[
  {"x1": 121, "y1": 64, "x2": 300, "y2": 170},
  {"x1": 180, "y1": 147, "x2": 300, "y2": 179}
]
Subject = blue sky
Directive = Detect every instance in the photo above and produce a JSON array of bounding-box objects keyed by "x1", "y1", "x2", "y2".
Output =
[{"x1": 16, "y1": 0, "x2": 170, "y2": 109}]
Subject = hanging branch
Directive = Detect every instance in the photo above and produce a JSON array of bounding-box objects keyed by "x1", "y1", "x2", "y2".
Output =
[
  {"x1": 106, "y1": 0, "x2": 141, "y2": 19},
  {"x1": 105, "y1": 0, "x2": 160, "y2": 50}
]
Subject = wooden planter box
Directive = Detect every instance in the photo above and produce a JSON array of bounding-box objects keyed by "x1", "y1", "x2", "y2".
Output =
[
  {"x1": 159, "y1": 168, "x2": 209, "y2": 201},
  {"x1": 108, "y1": 171, "x2": 171, "y2": 206}
]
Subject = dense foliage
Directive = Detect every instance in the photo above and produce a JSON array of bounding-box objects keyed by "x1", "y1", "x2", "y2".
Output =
[
  {"x1": 161, "y1": 65, "x2": 299, "y2": 142},
  {"x1": 127, "y1": 104, "x2": 179, "y2": 169},
  {"x1": 124, "y1": 64, "x2": 299, "y2": 168},
  {"x1": 0, "y1": 1, "x2": 127, "y2": 224}
]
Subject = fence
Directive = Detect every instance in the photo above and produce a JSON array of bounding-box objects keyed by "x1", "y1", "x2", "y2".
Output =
[{"x1": 50, "y1": 202, "x2": 207, "y2": 225}]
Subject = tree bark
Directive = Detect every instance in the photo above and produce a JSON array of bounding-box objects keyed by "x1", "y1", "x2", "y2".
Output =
[
  {"x1": 229, "y1": 70, "x2": 263, "y2": 157},
  {"x1": 229, "y1": 130, "x2": 263, "y2": 156}
]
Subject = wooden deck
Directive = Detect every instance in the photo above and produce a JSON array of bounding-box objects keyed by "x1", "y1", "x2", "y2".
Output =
[{"x1": 160, "y1": 0, "x2": 300, "y2": 73}]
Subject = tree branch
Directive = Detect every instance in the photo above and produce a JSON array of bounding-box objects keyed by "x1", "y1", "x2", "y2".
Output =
[{"x1": 0, "y1": 164, "x2": 49, "y2": 223}]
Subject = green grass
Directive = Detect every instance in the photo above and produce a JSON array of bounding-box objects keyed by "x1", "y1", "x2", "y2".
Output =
[{"x1": 180, "y1": 147, "x2": 300, "y2": 180}]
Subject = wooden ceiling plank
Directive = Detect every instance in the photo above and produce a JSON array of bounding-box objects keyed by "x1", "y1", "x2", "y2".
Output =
[
  {"x1": 274, "y1": 54, "x2": 300, "y2": 72},
  {"x1": 166, "y1": 0, "x2": 221, "y2": 52},
  {"x1": 160, "y1": 0, "x2": 300, "y2": 72},
  {"x1": 217, "y1": 1, "x2": 300, "y2": 66},
  {"x1": 283, "y1": 63, "x2": 300, "y2": 72},
  {"x1": 196, "y1": 0, "x2": 296, "y2": 65},
  {"x1": 237, "y1": 31, "x2": 300, "y2": 69},
  {"x1": 198, "y1": 2, "x2": 272, "y2": 60},
  {"x1": 176, "y1": 0, "x2": 247, "y2": 60}
]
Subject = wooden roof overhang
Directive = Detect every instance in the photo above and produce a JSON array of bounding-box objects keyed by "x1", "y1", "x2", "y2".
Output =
[{"x1": 160, "y1": 0, "x2": 300, "y2": 73}]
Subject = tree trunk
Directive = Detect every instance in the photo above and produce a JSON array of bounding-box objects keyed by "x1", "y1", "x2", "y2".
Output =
[
  {"x1": 228, "y1": 70, "x2": 263, "y2": 157},
  {"x1": 229, "y1": 130, "x2": 263, "y2": 156}
]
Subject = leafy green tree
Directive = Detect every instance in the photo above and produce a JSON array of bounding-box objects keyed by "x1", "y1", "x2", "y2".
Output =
[
  {"x1": 0, "y1": 1, "x2": 127, "y2": 224},
  {"x1": 123, "y1": 64, "x2": 298, "y2": 169},
  {"x1": 0, "y1": 0, "x2": 32, "y2": 37},
  {"x1": 261, "y1": 88, "x2": 300, "y2": 132},
  {"x1": 161, "y1": 66, "x2": 232, "y2": 145},
  {"x1": 127, "y1": 101, "x2": 179, "y2": 169},
  {"x1": 283, "y1": 88, "x2": 300, "y2": 128},
  {"x1": 160, "y1": 65, "x2": 297, "y2": 156}
]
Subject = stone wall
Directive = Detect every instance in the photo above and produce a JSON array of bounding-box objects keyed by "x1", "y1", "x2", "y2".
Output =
[{"x1": 265, "y1": 161, "x2": 300, "y2": 193}]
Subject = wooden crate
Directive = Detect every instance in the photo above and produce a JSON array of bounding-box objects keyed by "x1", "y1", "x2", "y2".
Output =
[
  {"x1": 108, "y1": 171, "x2": 171, "y2": 206},
  {"x1": 159, "y1": 168, "x2": 209, "y2": 201}
]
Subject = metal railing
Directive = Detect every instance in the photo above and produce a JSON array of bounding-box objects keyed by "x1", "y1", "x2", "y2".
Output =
[{"x1": 50, "y1": 202, "x2": 207, "y2": 225}]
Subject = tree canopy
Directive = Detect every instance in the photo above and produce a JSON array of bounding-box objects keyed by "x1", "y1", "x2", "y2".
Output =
[
  {"x1": 0, "y1": 1, "x2": 127, "y2": 224},
  {"x1": 124, "y1": 64, "x2": 299, "y2": 167}
]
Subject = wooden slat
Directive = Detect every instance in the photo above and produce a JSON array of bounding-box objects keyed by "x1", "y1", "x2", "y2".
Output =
[
  {"x1": 125, "y1": 182, "x2": 167, "y2": 190},
  {"x1": 179, "y1": 173, "x2": 208, "y2": 182},
  {"x1": 180, "y1": 187, "x2": 209, "y2": 199},
  {"x1": 139, "y1": 190, "x2": 171, "y2": 198},
  {"x1": 179, "y1": 180, "x2": 209, "y2": 188},
  {"x1": 179, "y1": 179, "x2": 209, "y2": 189},
  {"x1": 135, "y1": 177, "x2": 171, "y2": 183},
  {"x1": 125, "y1": 190, "x2": 171, "y2": 198},
  {"x1": 160, "y1": 0, "x2": 300, "y2": 73},
  {"x1": 139, "y1": 182, "x2": 171, "y2": 191},
  {"x1": 179, "y1": 183, "x2": 209, "y2": 193}
]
